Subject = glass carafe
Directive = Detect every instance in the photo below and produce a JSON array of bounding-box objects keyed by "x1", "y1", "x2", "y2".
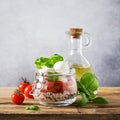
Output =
[{"x1": 66, "y1": 28, "x2": 93, "y2": 80}]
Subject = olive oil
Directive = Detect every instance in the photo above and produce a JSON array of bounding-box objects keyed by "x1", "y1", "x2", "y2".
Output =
[{"x1": 72, "y1": 64, "x2": 93, "y2": 80}]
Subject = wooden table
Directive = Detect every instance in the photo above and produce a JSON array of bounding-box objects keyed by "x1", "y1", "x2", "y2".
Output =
[{"x1": 0, "y1": 87, "x2": 120, "y2": 120}]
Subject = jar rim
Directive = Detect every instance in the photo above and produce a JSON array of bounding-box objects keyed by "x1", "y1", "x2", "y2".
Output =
[{"x1": 37, "y1": 68, "x2": 75, "y2": 77}]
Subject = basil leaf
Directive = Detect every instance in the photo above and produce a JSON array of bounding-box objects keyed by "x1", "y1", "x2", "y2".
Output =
[
  {"x1": 34, "y1": 54, "x2": 64, "y2": 69},
  {"x1": 49, "y1": 54, "x2": 64, "y2": 67},
  {"x1": 48, "y1": 72, "x2": 59, "y2": 81},
  {"x1": 92, "y1": 97, "x2": 109, "y2": 104},
  {"x1": 34, "y1": 57, "x2": 50, "y2": 69},
  {"x1": 26, "y1": 105, "x2": 40, "y2": 110},
  {"x1": 75, "y1": 92, "x2": 88, "y2": 106},
  {"x1": 78, "y1": 81, "x2": 91, "y2": 97},
  {"x1": 77, "y1": 80, "x2": 96, "y2": 100},
  {"x1": 80, "y1": 72, "x2": 99, "y2": 92},
  {"x1": 76, "y1": 72, "x2": 109, "y2": 106}
]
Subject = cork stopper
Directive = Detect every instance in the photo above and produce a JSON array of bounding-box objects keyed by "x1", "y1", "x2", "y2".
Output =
[{"x1": 69, "y1": 28, "x2": 83, "y2": 38}]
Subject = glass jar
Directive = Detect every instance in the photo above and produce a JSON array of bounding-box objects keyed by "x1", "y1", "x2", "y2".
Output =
[
  {"x1": 66, "y1": 28, "x2": 93, "y2": 80},
  {"x1": 31, "y1": 68, "x2": 77, "y2": 106}
]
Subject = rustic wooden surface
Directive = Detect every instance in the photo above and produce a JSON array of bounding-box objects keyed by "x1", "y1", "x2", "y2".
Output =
[{"x1": 0, "y1": 87, "x2": 120, "y2": 120}]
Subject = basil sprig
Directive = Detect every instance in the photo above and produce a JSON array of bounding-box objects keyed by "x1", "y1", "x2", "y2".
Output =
[
  {"x1": 75, "y1": 72, "x2": 109, "y2": 106},
  {"x1": 34, "y1": 54, "x2": 63, "y2": 69}
]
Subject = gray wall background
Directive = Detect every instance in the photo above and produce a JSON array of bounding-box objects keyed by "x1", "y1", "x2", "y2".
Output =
[{"x1": 0, "y1": 0, "x2": 120, "y2": 86}]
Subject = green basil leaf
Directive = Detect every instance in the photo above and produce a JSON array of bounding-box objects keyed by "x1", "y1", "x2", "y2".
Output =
[
  {"x1": 76, "y1": 73, "x2": 109, "y2": 106},
  {"x1": 26, "y1": 105, "x2": 40, "y2": 110},
  {"x1": 34, "y1": 57, "x2": 50, "y2": 69},
  {"x1": 92, "y1": 97, "x2": 109, "y2": 104},
  {"x1": 77, "y1": 81, "x2": 95, "y2": 100},
  {"x1": 80, "y1": 72, "x2": 99, "y2": 91},
  {"x1": 75, "y1": 92, "x2": 88, "y2": 106},
  {"x1": 48, "y1": 72, "x2": 59, "y2": 81},
  {"x1": 80, "y1": 72, "x2": 99, "y2": 92},
  {"x1": 77, "y1": 72, "x2": 99, "y2": 100},
  {"x1": 49, "y1": 54, "x2": 64, "y2": 67},
  {"x1": 87, "y1": 88, "x2": 96, "y2": 100},
  {"x1": 34, "y1": 54, "x2": 64, "y2": 69}
]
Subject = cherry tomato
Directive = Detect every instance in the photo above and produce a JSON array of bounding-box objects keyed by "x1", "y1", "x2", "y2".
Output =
[
  {"x1": 44, "y1": 78, "x2": 64, "y2": 93},
  {"x1": 18, "y1": 81, "x2": 30, "y2": 93},
  {"x1": 11, "y1": 89, "x2": 24, "y2": 104},
  {"x1": 24, "y1": 84, "x2": 33, "y2": 98},
  {"x1": 53, "y1": 81, "x2": 64, "y2": 93}
]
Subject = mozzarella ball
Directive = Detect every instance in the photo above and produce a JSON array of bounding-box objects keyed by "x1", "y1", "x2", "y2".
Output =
[{"x1": 53, "y1": 61, "x2": 70, "y2": 74}]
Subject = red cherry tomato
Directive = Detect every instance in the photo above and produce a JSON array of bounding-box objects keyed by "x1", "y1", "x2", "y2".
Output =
[
  {"x1": 11, "y1": 89, "x2": 24, "y2": 104},
  {"x1": 24, "y1": 84, "x2": 33, "y2": 98},
  {"x1": 43, "y1": 78, "x2": 64, "y2": 93},
  {"x1": 18, "y1": 81, "x2": 30, "y2": 93},
  {"x1": 53, "y1": 81, "x2": 63, "y2": 93}
]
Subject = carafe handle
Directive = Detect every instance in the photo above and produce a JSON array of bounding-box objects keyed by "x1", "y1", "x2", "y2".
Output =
[{"x1": 82, "y1": 32, "x2": 90, "y2": 47}]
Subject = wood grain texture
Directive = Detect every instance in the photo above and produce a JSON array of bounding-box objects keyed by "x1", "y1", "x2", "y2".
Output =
[{"x1": 0, "y1": 87, "x2": 120, "y2": 120}]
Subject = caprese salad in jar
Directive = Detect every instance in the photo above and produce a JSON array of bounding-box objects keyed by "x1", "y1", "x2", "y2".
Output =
[{"x1": 33, "y1": 54, "x2": 77, "y2": 103}]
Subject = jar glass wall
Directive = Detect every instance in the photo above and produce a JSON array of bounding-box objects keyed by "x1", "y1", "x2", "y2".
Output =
[{"x1": 31, "y1": 69, "x2": 77, "y2": 106}]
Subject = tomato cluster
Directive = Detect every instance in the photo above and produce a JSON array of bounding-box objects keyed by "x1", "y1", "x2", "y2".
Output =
[
  {"x1": 11, "y1": 78, "x2": 33, "y2": 105},
  {"x1": 44, "y1": 80, "x2": 63, "y2": 93},
  {"x1": 42, "y1": 77, "x2": 77, "y2": 95}
]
